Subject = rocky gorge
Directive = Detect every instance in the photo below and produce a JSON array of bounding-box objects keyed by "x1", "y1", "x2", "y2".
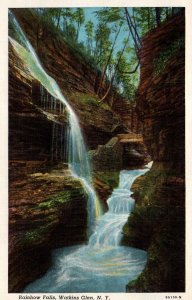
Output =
[
  {"x1": 9, "y1": 8, "x2": 185, "y2": 293},
  {"x1": 122, "y1": 11, "x2": 185, "y2": 292}
]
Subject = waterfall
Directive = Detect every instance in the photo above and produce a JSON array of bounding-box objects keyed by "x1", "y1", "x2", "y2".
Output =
[
  {"x1": 89, "y1": 169, "x2": 148, "y2": 247},
  {"x1": 8, "y1": 10, "x2": 102, "y2": 232},
  {"x1": 24, "y1": 165, "x2": 152, "y2": 293}
]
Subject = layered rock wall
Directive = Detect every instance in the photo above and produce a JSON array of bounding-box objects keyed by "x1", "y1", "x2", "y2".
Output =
[
  {"x1": 90, "y1": 134, "x2": 150, "y2": 172},
  {"x1": 9, "y1": 170, "x2": 88, "y2": 292},
  {"x1": 136, "y1": 11, "x2": 185, "y2": 171},
  {"x1": 122, "y1": 11, "x2": 185, "y2": 292},
  {"x1": 9, "y1": 45, "x2": 89, "y2": 292},
  {"x1": 11, "y1": 8, "x2": 137, "y2": 149}
]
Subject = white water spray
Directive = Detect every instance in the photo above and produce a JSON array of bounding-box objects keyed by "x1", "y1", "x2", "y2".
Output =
[
  {"x1": 24, "y1": 165, "x2": 152, "y2": 292},
  {"x1": 9, "y1": 10, "x2": 102, "y2": 231}
]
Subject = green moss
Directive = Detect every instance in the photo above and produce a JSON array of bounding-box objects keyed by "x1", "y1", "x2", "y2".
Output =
[
  {"x1": 154, "y1": 37, "x2": 184, "y2": 75},
  {"x1": 23, "y1": 222, "x2": 53, "y2": 245},
  {"x1": 123, "y1": 165, "x2": 185, "y2": 292},
  {"x1": 71, "y1": 92, "x2": 110, "y2": 110},
  {"x1": 127, "y1": 208, "x2": 185, "y2": 292},
  {"x1": 22, "y1": 186, "x2": 88, "y2": 246},
  {"x1": 122, "y1": 205, "x2": 164, "y2": 249},
  {"x1": 131, "y1": 166, "x2": 177, "y2": 206},
  {"x1": 37, "y1": 191, "x2": 72, "y2": 210},
  {"x1": 24, "y1": 230, "x2": 41, "y2": 243},
  {"x1": 94, "y1": 171, "x2": 119, "y2": 189}
]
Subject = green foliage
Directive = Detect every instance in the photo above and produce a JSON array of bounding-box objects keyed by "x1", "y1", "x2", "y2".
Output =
[
  {"x1": 33, "y1": 7, "x2": 182, "y2": 102},
  {"x1": 115, "y1": 50, "x2": 139, "y2": 101},
  {"x1": 71, "y1": 93, "x2": 110, "y2": 111},
  {"x1": 154, "y1": 37, "x2": 184, "y2": 75},
  {"x1": 94, "y1": 7, "x2": 122, "y2": 23},
  {"x1": 94, "y1": 22, "x2": 112, "y2": 68},
  {"x1": 71, "y1": 93, "x2": 99, "y2": 106},
  {"x1": 85, "y1": 20, "x2": 94, "y2": 55},
  {"x1": 73, "y1": 8, "x2": 85, "y2": 40}
]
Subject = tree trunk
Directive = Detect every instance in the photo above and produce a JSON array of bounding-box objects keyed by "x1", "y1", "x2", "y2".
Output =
[
  {"x1": 127, "y1": 9, "x2": 141, "y2": 46},
  {"x1": 147, "y1": 8, "x2": 151, "y2": 30},
  {"x1": 56, "y1": 11, "x2": 61, "y2": 29},
  {"x1": 155, "y1": 8, "x2": 161, "y2": 26},
  {"x1": 99, "y1": 39, "x2": 128, "y2": 103},
  {"x1": 97, "y1": 24, "x2": 122, "y2": 96},
  {"x1": 122, "y1": 61, "x2": 140, "y2": 75},
  {"x1": 165, "y1": 7, "x2": 169, "y2": 19},
  {"x1": 124, "y1": 8, "x2": 140, "y2": 55},
  {"x1": 76, "y1": 23, "x2": 81, "y2": 41}
]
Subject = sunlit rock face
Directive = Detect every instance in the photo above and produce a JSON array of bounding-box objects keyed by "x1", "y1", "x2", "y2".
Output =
[{"x1": 122, "y1": 11, "x2": 185, "y2": 292}]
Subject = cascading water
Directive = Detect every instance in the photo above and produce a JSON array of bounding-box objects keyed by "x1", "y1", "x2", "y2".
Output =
[
  {"x1": 8, "y1": 11, "x2": 102, "y2": 232},
  {"x1": 9, "y1": 10, "x2": 153, "y2": 293},
  {"x1": 24, "y1": 164, "x2": 152, "y2": 292}
]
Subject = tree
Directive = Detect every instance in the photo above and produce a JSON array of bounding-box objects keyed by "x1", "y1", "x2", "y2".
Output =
[
  {"x1": 85, "y1": 20, "x2": 94, "y2": 55},
  {"x1": 155, "y1": 8, "x2": 161, "y2": 26},
  {"x1": 34, "y1": 7, "x2": 180, "y2": 105},
  {"x1": 115, "y1": 50, "x2": 139, "y2": 101},
  {"x1": 61, "y1": 8, "x2": 73, "y2": 34},
  {"x1": 96, "y1": 22, "x2": 123, "y2": 96},
  {"x1": 94, "y1": 22, "x2": 112, "y2": 68},
  {"x1": 99, "y1": 38, "x2": 129, "y2": 102},
  {"x1": 74, "y1": 8, "x2": 85, "y2": 41}
]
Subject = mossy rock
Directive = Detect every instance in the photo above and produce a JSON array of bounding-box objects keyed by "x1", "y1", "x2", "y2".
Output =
[
  {"x1": 21, "y1": 185, "x2": 88, "y2": 247},
  {"x1": 94, "y1": 171, "x2": 119, "y2": 189},
  {"x1": 37, "y1": 191, "x2": 72, "y2": 210},
  {"x1": 71, "y1": 92, "x2": 111, "y2": 111},
  {"x1": 22, "y1": 221, "x2": 55, "y2": 246},
  {"x1": 123, "y1": 162, "x2": 185, "y2": 292}
]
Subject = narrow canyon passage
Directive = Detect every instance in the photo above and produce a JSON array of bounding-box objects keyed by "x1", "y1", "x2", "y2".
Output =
[{"x1": 8, "y1": 8, "x2": 185, "y2": 293}]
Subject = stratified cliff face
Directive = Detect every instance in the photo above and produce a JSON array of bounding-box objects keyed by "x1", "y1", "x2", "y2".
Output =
[
  {"x1": 9, "y1": 10, "x2": 137, "y2": 291},
  {"x1": 122, "y1": 12, "x2": 185, "y2": 292},
  {"x1": 11, "y1": 8, "x2": 137, "y2": 149},
  {"x1": 136, "y1": 11, "x2": 185, "y2": 173},
  {"x1": 9, "y1": 170, "x2": 88, "y2": 293},
  {"x1": 9, "y1": 45, "x2": 89, "y2": 292}
]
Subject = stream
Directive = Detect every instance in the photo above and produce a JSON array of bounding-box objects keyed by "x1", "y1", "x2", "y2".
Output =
[
  {"x1": 9, "y1": 11, "x2": 151, "y2": 293},
  {"x1": 24, "y1": 167, "x2": 151, "y2": 293}
]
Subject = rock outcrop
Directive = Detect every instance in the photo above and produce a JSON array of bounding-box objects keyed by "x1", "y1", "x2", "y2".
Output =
[
  {"x1": 90, "y1": 137, "x2": 123, "y2": 171},
  {"x1": 117, "y1": 134, "x2": 150, "y2": 167},
  {"x1": 89, "y1": 134, "x2": 150, "y2": 172},
  {"x1": 9, "y1": 44, "x2": 90, "y2": 292},
  {"x1": 9, "y1": 167, "x2": 88, "y2": 292},
  {"x1": 122, "y1": 11, "x2": 185, "y2": 292}
]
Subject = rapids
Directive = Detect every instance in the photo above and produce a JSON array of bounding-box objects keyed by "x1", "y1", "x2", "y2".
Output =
[{"x1": 24, "y1": 167, "x2": 151, "y2": 292}]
